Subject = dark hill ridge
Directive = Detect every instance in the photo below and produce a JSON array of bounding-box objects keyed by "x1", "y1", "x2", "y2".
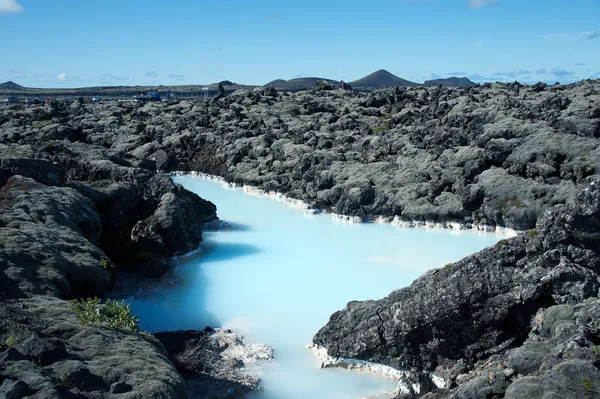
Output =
[
  {"x1": 0, "y1": 81, "x2": 23, "y2": 90},
  {"x1": 424, "y1": 76, "x2": 476, "y2": 87},
  {"x1": 348, "y1": 69, "x2": 421, "y2": 89}
]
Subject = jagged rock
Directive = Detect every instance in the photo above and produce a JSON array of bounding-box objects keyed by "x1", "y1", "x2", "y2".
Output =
[
  {"x1": 0, "y1": 347, "x2": 27, "y2": 362},
  {"x1": 19, "y1": 335, "x2": 68, "y2": 366},
  {"x1": 0, "y1": 175, "x2": 111, "y2": 299},
  {"x1": 312, "y1": 182, "x2": 600, "y2": 397},
  {"x1": 4, "y1": 82, "x2": 599, "y2": 229},
  {"x1": 0, "y1": 379, "x2": 31, "y2": 399},
  {"x1": 340, "y1": 80, "x2": 353, "y2": 91},
  {"x1": 154, "y1": 328, "x2": 273, "y2": 398},
  {"x1": 0, "y1": 296, "x2": 188, "y2": 399}
]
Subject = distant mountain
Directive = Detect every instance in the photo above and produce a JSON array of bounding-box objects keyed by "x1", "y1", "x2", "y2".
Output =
[
  {"x1": 423, "y1": 77, "x2": 476, "y2": 87},
  {"x1": 0, "y1": 81, "x2": 24, "y2": 90},
  {"x1": 349, "y1": 69, "x2": 420, "y2": 89},
  {"x1": 265, "y1": 77, "x2": 340, "y2": 91}
]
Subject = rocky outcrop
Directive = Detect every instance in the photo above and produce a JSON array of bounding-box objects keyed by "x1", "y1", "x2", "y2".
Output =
[
  {"x1": 312, "y1": 181, "x2": 600, "y2": 398},
  {"x1": 0, "y1": 141, "x2": 217, "y2": 277},
  {"x1": 0, "y1": 98, "x2": 223, "y2": 398},
  {"x1": 3, "y1": 81, "x2": 597, "y2": 230},
  {"x1": 0, "y1": 296, "x2": 188, "y2": 399},
  {"x1": 0, "y1": 175, "x2": 112, "y2": 299},
  {"x1": 155, "y1": 328, "x2": 273, "y2": 398}
]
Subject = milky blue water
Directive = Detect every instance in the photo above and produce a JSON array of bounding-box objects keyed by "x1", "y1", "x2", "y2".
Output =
[{"x1": 130, "y1": 175, "x2": 500, "y2": 399}]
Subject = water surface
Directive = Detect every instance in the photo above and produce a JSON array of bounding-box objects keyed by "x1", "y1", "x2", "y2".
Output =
[{"x1": 130, "y1": 176, "x2": 500, "y2": 399}]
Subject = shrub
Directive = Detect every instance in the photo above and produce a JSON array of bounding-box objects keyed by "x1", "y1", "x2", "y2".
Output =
[
  {"x1": 442, "y1": 264, "x2": 453, "y2": 271},
  {"x1": 528, "y1": 229, "x2": 538, "y2": 237},
  {"x1": 371, "y1": 124, "x2": 389, "y2": 134},
  {"x1": 4, "y1": 336, "x2": 16, "y2": 347},
  {"x1": 32, "y1": 119, "x2": 52, "y2": 128},
  {"x1": 99, "y1": 258, "x2": 109, "y2": 269},
  {"x1": 495, "y1": 239, "x2": 509, "y2": 248},
  {"x1": 71, "y1": 298, "x2": 140, "y2": 332},
  {"x1": 582, "y1": 377, "x2": 593, "y2": 392},
  {"x1": 502, "y1": 197, "x2": 525, "y2": 214}
]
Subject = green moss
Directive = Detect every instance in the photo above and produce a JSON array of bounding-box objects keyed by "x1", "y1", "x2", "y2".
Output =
[
  {"x1": 528, "y1": 229, "x2": 538, "y2": 237},
  {"x1": 71, "y1": 298, "x2": 140, "y2": 332},
  {"x1": 4, "y1": 336, "x2": 16, "y2": 347},
  {"x1": 502, "y1": 197, "x2": 525, "y2": 215},
  {"x1": 371, "y1": 124, "x2": 389, "y2": 134},
  {"x1": 582, "y1": 377, "x2": 593, "y2": 392},
  {"x1": 594, "y1": 346, "x2": 600, "y2": 355},
  {"x1": 32, "y1": 119, "x2": 52, "y2": 128},
  {"x1": 495, "y1": 239, "x2": 509, "y2": 248},
  {"x1": 442, "y1": 263, "x2": 453, "y2": 271},
  {"x1": 379, "y1": 112, "x2": 394, "y2": 120},
  {"x1": 532, "y1": 370, "x2": 546, "y2": 377},
  {"x1": 99, "y1": 258, "x2": 109, "y2": 269},
  {"x1": 122, "y1": 113, "x2": 131, "y2": 122}
]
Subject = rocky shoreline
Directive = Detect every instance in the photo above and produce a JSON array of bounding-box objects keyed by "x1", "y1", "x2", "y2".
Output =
[
  {"x1": 180, "y1": 171, "x2": 519, "y2": 237},
  {"x1": 313, "y1": 181, "x2": 600, "y2": 398},
  {"x1": 0, "y1": 79, "x2": 599, "y2": 398}
]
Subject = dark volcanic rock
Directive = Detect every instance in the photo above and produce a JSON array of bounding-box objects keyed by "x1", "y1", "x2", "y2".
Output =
[
  {"x1": 0, "y1": 296, "x2": 188, "y2": 399},
  {"x1": 0, "y1": 175, "x2": 111, "y2": 299},
  {"x1": 155, "y1": 329, "x2": 273, "y2": 398},
  {"x1": 313, "y1": 181, "x2": 600, "y2": 397},
  {"x1": 3, "y1": 81, "x2": 599, "y2": 229}
]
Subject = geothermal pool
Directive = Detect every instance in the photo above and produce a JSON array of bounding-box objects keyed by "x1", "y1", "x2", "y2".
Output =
[{"x1": 130, "y1": 175, "x2": 501, "y2": 399}]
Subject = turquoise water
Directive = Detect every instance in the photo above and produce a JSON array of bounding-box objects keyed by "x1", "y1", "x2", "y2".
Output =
[{"x1": 130, "y1": 176, "x2": 500, "y2": 399}]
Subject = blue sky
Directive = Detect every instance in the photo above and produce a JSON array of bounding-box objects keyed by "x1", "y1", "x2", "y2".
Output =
[{"x1": 0, "y1": 0, "x2": 599, "y2": 88}]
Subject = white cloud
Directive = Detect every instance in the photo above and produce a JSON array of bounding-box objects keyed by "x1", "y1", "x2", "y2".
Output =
[
  {"x1": 57, "y1": 73, "x2": 68, "y2": 81},
  {"x1": 0, "y1": 0, "x2": 23, "y2": 13},
  {"x1": 474, "y1": 41, "x2": 485, "y2": 48},
  {"x1": 469, "y1": 0, "x2": 496, "y2": 9}
]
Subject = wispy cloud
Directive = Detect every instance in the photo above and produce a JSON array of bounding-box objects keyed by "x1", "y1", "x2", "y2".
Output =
[
  {"x1": 57, "y1": 73, "x2": 68, "y2": 82},
  {"x1": 467, "y1": 74, "x2": 486, "y2": 81},
  {"x1": 589, "y1": 31, "x2": 600, "y2": 40},
  {"x1": 469, "y1": 0, "x2": 496, "y2": 9},
  {"x1": 538, "y1": 31, "x2": 594, "y2": 41},
  {"x1": 576, "y1": 63, "x2": 586, "y2": 66},
  {"x1": 145, "y1": 71, "x2": 158, "y2": 77},
  {"x1": 0, "y1": 0, "x2": 23, "y2": 13},
  {"x1": 169, "y1": 73, "x2": 186, "y2": 81},
  {"x1": 101, "y1": 74, "x2": 129, "y2": 81},
  {"x1": 550, "y1": 67, "x2": 574, "y2": 78},
  {"x1": 447, "y1": 71, "x2": 467, "y2": 75},
  {"x1": 493, "y1": 68, "x2": 531, "y2": 77},
  {"x1": 474, "y1": 41, "x2": 485, "y2": 48}
]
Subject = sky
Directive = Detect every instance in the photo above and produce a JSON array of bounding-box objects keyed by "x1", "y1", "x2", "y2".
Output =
[{"x1": 0, "y1": 0, "x2": 599, "y2": 88}]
